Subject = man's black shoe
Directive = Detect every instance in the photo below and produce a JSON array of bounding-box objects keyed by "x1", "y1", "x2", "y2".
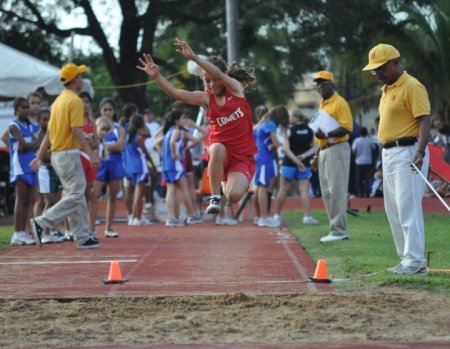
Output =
[
  {"x1": 30, "y1": 219, "x2": 43, "y2": 247},
  {"x1": 77, "y1": 237, "x2": 100, "y2": 249}
]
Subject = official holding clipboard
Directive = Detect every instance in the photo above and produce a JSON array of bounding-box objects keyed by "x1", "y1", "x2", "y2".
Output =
[{"x1": 310, "y1": 71, "x2": 353, "y2": 243}]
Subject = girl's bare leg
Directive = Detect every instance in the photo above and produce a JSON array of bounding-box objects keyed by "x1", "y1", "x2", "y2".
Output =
[{"x1": 106, "y1": 180, "x2": 120, "y2": 230}]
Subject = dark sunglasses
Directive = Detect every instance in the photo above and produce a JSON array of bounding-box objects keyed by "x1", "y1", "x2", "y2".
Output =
[
  {"x1": 370, "y1": 61, "x2": 390, "y2": 76},
  {"x1": 315, "y1": 80, "x2": 333, "y2": 87}
]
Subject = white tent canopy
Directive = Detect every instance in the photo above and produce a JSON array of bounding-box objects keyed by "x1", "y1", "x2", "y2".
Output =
[{"x1": 0, "y1": 42, "x2": 64, "y2": 98}]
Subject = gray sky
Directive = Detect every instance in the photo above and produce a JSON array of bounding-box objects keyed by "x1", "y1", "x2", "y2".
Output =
[{"x1": 58, "y1": 0, "x2": 122, "y2": 57}]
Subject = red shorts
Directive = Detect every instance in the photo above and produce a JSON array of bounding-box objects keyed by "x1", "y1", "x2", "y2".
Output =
[
  {"x1": 80, "y1": 154, "x2": 97, "y2": 182},
  {"x1": 222, "y1": 150, "x2": 255, "y2": 182}
]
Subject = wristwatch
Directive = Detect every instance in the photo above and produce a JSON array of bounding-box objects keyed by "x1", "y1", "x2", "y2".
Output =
[{"x1": 416, "y1": 149, "x2": 425, "y2": 156}]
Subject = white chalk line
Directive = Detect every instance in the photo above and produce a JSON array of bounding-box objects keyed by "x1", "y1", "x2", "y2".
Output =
[
  {"x1": 278, "y1": 232, "x2": 319, "y2": 292},
  {"x1": 0, "y1": 259, "x2": 138, "y2": 265},
  {"x1": 127, "y1": 279, "x2": 306, "y2": 286}
]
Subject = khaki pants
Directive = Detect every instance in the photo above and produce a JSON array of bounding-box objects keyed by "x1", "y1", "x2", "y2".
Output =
[
  {"x1": 382, "y1": 145, "x2": 428, "y2": 267},
  {"x1": 318, "y1": 142, "x2": 350, "y2": 237},
  {"x1": 35, "y1": 151, "x2": 90, "y2": 241}
]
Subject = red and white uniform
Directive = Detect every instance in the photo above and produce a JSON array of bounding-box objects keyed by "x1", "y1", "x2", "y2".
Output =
[{"x1": 206, "y1": 90, "x2": 257, "y2": 180}]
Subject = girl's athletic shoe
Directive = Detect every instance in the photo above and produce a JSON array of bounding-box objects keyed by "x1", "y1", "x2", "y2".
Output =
[
  {"x1": 165, "y1": 218, "x2": 185, "y2": 227},
  {"x1": 257, "y1": 217, "x2": 281, "y2": 228},
  {"x1": 186, "y1": 216, "x2": 203, "y2": 224},
  {"x1": 206, "y1": 196, "x2": 221, "y2": 214},
  {"x1": 42, "y1": 231, "x2": 65, "y2": 244},
  {"x1": 302, "y1": 216, "x2": 319, "y2": 225},
  {"x1": 105, "y1": 229, "x2": 119, "y2": 238},
  {"x1": 11, "y1": 232, "x2": 35, "y2": 246},
  {"x1": 215, "y1": 216, "x2": 238, "y2": 225}
]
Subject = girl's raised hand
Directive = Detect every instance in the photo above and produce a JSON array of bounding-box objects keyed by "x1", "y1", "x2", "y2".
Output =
[
  {"x1": 174, "y1": 38, "x2": 195, "y2": 60},
  {"x1": 137, "y1": 53, "x2": 159, "y2": 77}
]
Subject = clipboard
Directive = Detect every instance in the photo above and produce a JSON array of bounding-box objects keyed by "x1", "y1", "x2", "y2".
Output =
[{"x1": 308, "y1": 110, "x2": 340, "y2": 133}]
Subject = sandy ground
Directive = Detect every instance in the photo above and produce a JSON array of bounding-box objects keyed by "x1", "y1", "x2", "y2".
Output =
[{"x1": 1, "y1": 291, "x2": 449, "y2": 348}]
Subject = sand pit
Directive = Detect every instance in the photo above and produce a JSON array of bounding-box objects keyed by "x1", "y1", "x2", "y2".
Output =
[{"x1": 1, "y1": 291, "x2": 449, "y2": 348}]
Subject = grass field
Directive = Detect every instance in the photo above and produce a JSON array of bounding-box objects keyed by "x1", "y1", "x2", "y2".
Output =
[
  {"x1": 1, "y1": 210, "x2": 448, "y2": 294},
  {"x1": 284, "y1": 210, "x2": 450, "y2": 294}
]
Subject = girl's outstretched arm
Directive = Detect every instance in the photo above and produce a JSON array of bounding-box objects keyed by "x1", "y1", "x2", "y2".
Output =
[
  {"x1": 174, "y1": 38, "x2": 244, "y2": 97},
  {"x1": 137, "y1": 53, "x2": 208, "y2": 109}
]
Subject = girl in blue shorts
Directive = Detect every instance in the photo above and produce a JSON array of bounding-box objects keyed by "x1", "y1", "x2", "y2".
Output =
[
  {"x1": 124, "y1": 114, "x2": 152, "y2": 226},
  {"x1": 8, "y1": 98, "x2": 42, "y2": 245},
  {"x1": 159, "y1": 110, "x2": 203, "y2": 227},
  {"x1": 274, "y1": 108, "x2": 318, "y2": 226},
  {"x1": 253, "y1": 106, "x2": 289, "y2": 227},
  {"x1": 89, "y1": 98, "x2": 125, "y2": 238}
]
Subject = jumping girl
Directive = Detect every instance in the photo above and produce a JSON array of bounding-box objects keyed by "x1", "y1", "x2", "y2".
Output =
[{"x1": 137, "y1": 38, "x2": 257, "y2": 214}]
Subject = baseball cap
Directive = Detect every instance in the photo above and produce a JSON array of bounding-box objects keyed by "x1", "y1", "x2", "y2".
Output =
[
  {"x1": 313, "y1": 71, "x2": 334, "y2": 82},
  {"x1": 60, "y1": 63, "x2": 87, "y2": 84},
  {"x1": 362, "y1": 44, "x2": 400, "y2": 71}
]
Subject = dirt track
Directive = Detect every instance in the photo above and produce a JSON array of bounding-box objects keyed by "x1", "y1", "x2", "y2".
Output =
[{"x1": 1, "y1": 291, "x2": 449, "y2": 348}]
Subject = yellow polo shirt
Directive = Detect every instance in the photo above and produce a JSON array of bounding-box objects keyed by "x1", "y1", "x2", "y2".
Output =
[
  {"x1": 378, "y1": 71, "x2": 430, "y2": 144},
  {"x1": 48, "y1": 89, "x2": 84, "y2": 151},
  {"x1": 314, "y1": 92, "x2": 353, "y2": 149}
]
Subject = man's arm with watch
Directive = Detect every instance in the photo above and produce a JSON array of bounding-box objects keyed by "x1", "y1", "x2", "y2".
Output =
[
  {"x1": 412, "y1": 115, "x2": 430, "y2": 169},
  {"x1": 315, "y1": 126, "x2": 351, "y2": 139}
]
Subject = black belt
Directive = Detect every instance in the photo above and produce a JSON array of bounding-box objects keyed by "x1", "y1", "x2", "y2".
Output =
[
  {"x1": 321, "y1": 141, "x2": 344, "y2": 150},
  {"x1": 382, "y1": 138, "x2": 417, "y2": 149}
]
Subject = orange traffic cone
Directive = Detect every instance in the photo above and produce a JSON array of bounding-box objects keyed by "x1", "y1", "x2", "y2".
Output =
[
  {"x1": 102, "y1": 261, "x2": 129, "y2": 284},
  {"x1": 309, "y1": 259, "x2": 332, "y2": 283}
]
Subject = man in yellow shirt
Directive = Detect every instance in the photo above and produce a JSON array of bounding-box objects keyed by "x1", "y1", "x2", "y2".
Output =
[
  {"x1": 311, "y1": 71, "x2": 353, "y2": 243},
  {"x1": 30, "y1": 63, "x2": 100, "y2": 249},
  {"x1": 363, "y1": 44, "x2": 430, "y2": 275}
]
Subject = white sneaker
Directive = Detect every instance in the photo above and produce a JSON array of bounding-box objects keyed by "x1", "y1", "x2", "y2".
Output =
[
  {"x1": 64, "y1": 231, "x2": 73, "y2": 241},
  {"x1": 215, "y1": 216, "x2": 238, "y2": 225},
  {"x1": 105, "y1": 229, "x2": 119, "y2": 238},
  {"x1": 11, "y1": 232, "x2": 35, "y2": 246},
  {"x1": 140, "y1": 217, "x2": 152, "y2": 226},
  {"x1": 144, "y1": 203, "x2": 153, "y2": 212},
  {"x1": 272, "y1": 214, "x2": 282, "y2": 226},
  {"x1": 257, "y1": 217, "x2": 281, "y2": 228},
  {"x1": 206, "y1": 196, "x2": 221, "y2": 215},
  {"x1": 42, "y1": 231, "x2": 65, "y2": 244},
  {"x1": 165, "y1": 218, "x2": 185, "y2": 227},
  {"x1": 393, "y1": 264, "x2": 428, "y2": 276},
  {"x1": 129, "y1": 218, "x2": 148, "y2": 226},
  {"x1": 186, "y1": 216, "x2": 203, "y2": 224},
  {"x1": 127, "y1": 214, "x2": 133, "y2": 225},
  {"x1": 302, "y1": 216, "x2": 319, "y2": 225},
  {"x1": 320, "y1": 233, "x2": 348, "y2": 243},
  {"x1": 253, "y1": 216, "x2": 260, "y2": 225}
]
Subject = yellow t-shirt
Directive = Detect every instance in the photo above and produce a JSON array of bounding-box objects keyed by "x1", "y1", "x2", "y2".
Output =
[
  {"x1": 314, "y1": 92, "x2": 353, "y2": 149},
  {"x1": 378, "y1": 71, "x2": 430, "y2": 144},
  {"x1": 48, "y1": 89, "x2": 84, "y2": 151}
]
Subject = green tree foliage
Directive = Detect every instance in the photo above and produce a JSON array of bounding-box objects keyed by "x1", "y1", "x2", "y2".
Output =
[
  {"x1": 394, "y1": 0, "x2": 450, "y2": 122},
  {"x1": 0, "y1": 10, "x2": 64, "y2": 66},
  {"x1": 1, "y1": 0, "x2": 446, "y2": 122},
  {"x1": 0, "y1": 0, "x2": 327, "y2": 112}
]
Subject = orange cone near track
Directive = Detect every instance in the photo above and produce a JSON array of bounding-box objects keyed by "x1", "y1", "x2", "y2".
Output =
[
  {"x1": 309, "y1": 259, "x2": 332, "y2": 283},
  {"x1": 102, "y1": 261, "x2": 129, "y2": 284}
]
